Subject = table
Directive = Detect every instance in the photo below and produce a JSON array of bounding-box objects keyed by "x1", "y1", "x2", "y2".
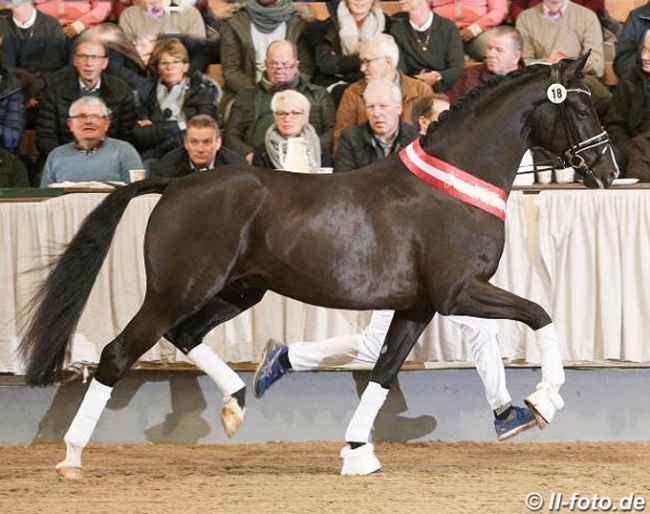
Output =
[{"x1": 2, "y1": 188, "x2": 650, "y2": 373}]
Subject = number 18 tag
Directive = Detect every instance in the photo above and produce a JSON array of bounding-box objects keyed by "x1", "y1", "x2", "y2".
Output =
[{"x1": 546, "y1": 83, "x2": 567, "y2": 104}]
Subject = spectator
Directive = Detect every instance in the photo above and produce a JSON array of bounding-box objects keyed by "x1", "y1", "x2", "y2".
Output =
[
  {"x1": 35, "y1": 38, "x2": 137, "y2": 157},
  {"x1": 411, "y1": 93, "x2": 449, "y2": 135},
  {"x1": 0, "y1": 0, "x2": 69, "y2": 107},
  {"x1": 34, "y1": 0, "x2": 111, "y2": 38},
  {"x1": 431, "y1": 0, "x2": 508, "y2": 61},
  {"x1": 334, "y1": 80, "x2": 418, "y2": 172},
  {"x1": 0, "y1": 147, "x2": 30, "y2": 187},
  {"x1": 614, "y1": 2, "x2": 650, "y2": 79},
  {"x1": 334, "y1": 34, "x2": 432, "y2": 150},
  {"x1": 253, "y1": 89, "x2": 331, "y2": 171},
  {"x1": 40, "y1": 97, "x2": 143, "y2": 187},
  {"x1": 448, "y1": 26, "x2": 523, "y2": 102},
  {"x1": 151, "y1": 114, "x2": 245, "y2": 178},
  {"x1": 0, "y1": 56, "x2": 26, "y2": 153},
  {"x1": 219, "y1": 0, "x2": 314, "y2": 115},
  {"x1": 509, "y1": 0, "x2": 604, "y2": 22},
  {"x1": 605, "y1": 28, "x2": 650, "y2": 179},
  {"x1": 224, "y1": 39, "x2": 335, "y2": 164},
  {"x1": 119, "y1": 0, "x2": 207, "y2": 43},
  {"x1": 309, "y1": 0, "x2": 391, "y2": 105},
  {"x1": 390, "y1": 0, "x2": 465, "y2": 93},
  {"x1": 83, "y1": 24, "x2": 153, "y2": 105},
  {"x1": 515, "y1": 0, "x2": 610, "y2": 117},
  {"x1": 133, "y1": 38, "x2": 220, "y2": 161}
]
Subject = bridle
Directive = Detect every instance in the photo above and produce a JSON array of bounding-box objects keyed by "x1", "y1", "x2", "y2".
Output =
[{"x1": 530, "y1": 61, "x2": 618, "y2": 188}]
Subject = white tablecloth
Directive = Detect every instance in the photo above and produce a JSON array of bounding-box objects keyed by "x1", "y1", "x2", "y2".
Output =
[{"x1": 2, "y1": 190, "x2": 649, "y2": 373}]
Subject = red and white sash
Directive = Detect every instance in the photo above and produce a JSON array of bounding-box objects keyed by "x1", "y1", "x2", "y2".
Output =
[{"x1": 398, "y1": 139, "x2": 508, "y2": 221}]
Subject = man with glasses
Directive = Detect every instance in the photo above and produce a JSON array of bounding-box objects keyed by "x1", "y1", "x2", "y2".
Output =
[
  {"x1": 224, "y1": 39, "x2": 335, "y2": 164},
  {"x1": 36, "y1": 37, "x2": 137, "y2": 157},
  {"x1": 334, "y1": 34, "x2": 433, "y2": 151},
  {"x1": 40, "y1": 97, "x2": 143, "y2": 187}
]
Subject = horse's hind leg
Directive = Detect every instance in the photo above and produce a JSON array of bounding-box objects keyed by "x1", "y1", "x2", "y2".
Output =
[
  {"x1": 449, "y1": 279, "x2": 565, "y2": 427},
  {"x1": 55, "y1": 299, "x2": 186, "y2": 479},
  {"x1": 341, "y1": 308, "x2": 434, "y2": 475},
  {"x1": 165, "y1": 287, "x2": 267, "y2": 437}
]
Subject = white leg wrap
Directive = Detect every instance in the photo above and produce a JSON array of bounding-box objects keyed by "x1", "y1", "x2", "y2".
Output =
[
  {"x1": 187, "y1": 343, "x2": 245, "y2": 397},
  {"x1": 525, "y1": 323, "x2": 566, "y2": 427},
  {"x1": 64, "y1": 378, "x2": 113, "y2": 449},
  {"x1": 448, "y1": 315, "x2": 511, "y2": 411},
  {"x1": 344, "y1": 381, "x2": 389, "y2": 443}
]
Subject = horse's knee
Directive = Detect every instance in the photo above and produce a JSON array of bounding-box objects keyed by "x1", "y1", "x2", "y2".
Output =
[{"x1": 165, "y1": 330, "x2": 200, "y2": 355}]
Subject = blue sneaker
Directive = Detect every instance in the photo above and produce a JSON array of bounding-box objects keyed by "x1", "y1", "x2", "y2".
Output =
[
  {"x1": 253, "y1": 340, "x2": 288, "y2": 398},
  {"x1": 494, "y1": 405, "x2": 537, "y2": 441}
]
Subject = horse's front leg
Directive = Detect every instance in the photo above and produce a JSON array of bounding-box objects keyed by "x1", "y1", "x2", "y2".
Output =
[
  {"x1": 341, "y1": 308, "x2": 434, "y2": 476},
  {"x1": 450, "y1": 279, "x2": 565, "y2": 428}
]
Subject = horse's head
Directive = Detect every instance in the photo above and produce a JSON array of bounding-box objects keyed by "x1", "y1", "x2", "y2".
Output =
[{"x1": 528, "y1": 53, "x2": 619, "y2": 188}]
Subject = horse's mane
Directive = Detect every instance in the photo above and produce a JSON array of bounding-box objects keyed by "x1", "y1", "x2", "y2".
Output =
[{"x1": 426, "y1": 63, "x2": 550, "y2": 136}]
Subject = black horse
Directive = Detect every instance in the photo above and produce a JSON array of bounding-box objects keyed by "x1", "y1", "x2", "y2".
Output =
[{"x1": 19, "y1": 55, "x2": 617, "y2": 477}]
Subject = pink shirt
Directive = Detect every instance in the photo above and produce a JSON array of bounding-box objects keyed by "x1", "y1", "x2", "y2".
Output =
[
  {"x1": 34, "y1": 0, "x2": 111, "y2": 30},
  {"x1": 431, "y1": 0, "x2": 508, "y2": 31}
]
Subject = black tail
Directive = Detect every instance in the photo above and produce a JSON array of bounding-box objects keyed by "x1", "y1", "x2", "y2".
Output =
[{"x1": 19, "y1": 178, "x2": 171, "y2": 386}]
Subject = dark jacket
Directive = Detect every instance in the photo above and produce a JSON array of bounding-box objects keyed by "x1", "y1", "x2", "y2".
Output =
[
  {"x1": 613, "y1": 3, "x2": 650, "y2": 79},
  {"x1": 0, "y1": 147, "x2": 29, "y2": 187},
  {"x1": 309, "y1": 0, "x2": 391, "y2": 89},
  {"x1": 334, "y1": 121, "x2": 418, "y2": 172},
  {"x1": 604, "y1": 67, "x2": 646, "y2": 169},
  {"x1": 36, "y1": 72, "x2": 137, "y2": 156},
  {"x1": 133, "y1": 71, "x2": 219, "y2": 160},
  {"x1": 0, "y1": 67, "x2": 26, "y2": 151},
  {"x1": 252, "y1": 140, "x2": 333, "y2": 169},
  {"x1": 224, "y1": 75, "x2": 336, "y2": 158},
  {"x1": 152, "y1": 144, "x2": 247, "y2": 178},
  {"x1": 0, "y1": 11, "x2": 69, "y2": 77}
]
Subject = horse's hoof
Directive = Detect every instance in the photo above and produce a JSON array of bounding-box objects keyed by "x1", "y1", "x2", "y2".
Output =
[
  {"x1": 56, "y1": 465, "x2": 83, "y2": 480},
  {"x1": 221, "y1": 395, "x2": 245, "y2": 438},
  {"x1": 340, "y1": 443, "x2": 382, "y2": 476},
  {"x1": 525, "y1": 388, "x2": 564, "y2": 429}
]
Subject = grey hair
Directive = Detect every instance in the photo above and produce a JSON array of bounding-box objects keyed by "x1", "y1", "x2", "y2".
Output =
[
  {"x1": 361, "y1": 34, "x2": 400, "y2": 68},
  {"x1": 271, "y1": 90, "x2": 311, "y2": 116},
  {"x1": 69, "y1": 96, "x2": 111, "y2": 118},
  {"x1": 363, "y1": 80, "x2": 402, "y2": 105}
]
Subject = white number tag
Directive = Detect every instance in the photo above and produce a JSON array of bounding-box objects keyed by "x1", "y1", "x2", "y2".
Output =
[{"x1": 546, "y1": 84, "x2": 567, "y2": 104}]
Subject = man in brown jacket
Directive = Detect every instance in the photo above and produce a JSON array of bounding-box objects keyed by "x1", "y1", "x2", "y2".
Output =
[{"x1": 333, "y1": 34, "x2": 432, "y2": 151}]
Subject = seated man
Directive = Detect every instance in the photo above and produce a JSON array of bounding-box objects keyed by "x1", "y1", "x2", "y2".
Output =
[
  {"x1": 152, "y1": 114, "x2": 246, "y2": 178},
  {"x1": 448, "y1": 26, "x2": 524, "y2": 103},
  {"x1": 431, "y1": 0, "x2": 509, "y2": 61},
  {"x1": 605, "y1": 28, "x2": 650, "y2": 179},
  {"x1": 411, "y1": 93, "x2": 450, "y2": 135},
  {"x1": 515, "y1": 0, "x2": 610, "y2": 117},
  {"x1": 40, "y1": 97, "x2": 143, "y2": 187},
  {"x1": 334, "y1": 80, "x2": 418, "y2": 172},
  {"x1": 224, "y1": 39, "x2": 335, "y2": 164},
  {"x1": 118, "y1": 0, "x2": 206, "y2": 43},
  {"x1": 614, "y1": 2, "x2": 650, "y2": 79},
  {"x1": 334, "y1": 34, "x2": 432, "y2": 151},
  {"x1": 36, "y1": 37, "x2": 137, "y2": 157}
]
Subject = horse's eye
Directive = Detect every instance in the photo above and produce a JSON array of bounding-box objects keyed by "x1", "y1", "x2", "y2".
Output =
[{"x1": 576, "y1": 109, "x2": 590, "y2": 120}]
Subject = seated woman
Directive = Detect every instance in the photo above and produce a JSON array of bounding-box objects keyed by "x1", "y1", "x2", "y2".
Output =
[
  {"x1": 133, "y1": 38, "x2": 220, "y2": 161},
  {"x1": 309, "y1": 0, "x2": 390, "y2": 105},
  {"x1": 253, "y1": 90, "x2": 331, "y2": 172},
  {"x1": 389, "y1": 0, "x2": 465, "y2": 93}
]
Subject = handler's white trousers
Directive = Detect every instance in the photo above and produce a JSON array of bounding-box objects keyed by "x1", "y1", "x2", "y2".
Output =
[{"x1": 288, "y1": 310, "x2": 511, "y2": 411}]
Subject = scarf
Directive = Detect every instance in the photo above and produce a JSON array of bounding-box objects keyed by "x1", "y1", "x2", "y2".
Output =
[
  {"x1": 338, "y1": 0, "x2": 385, "y2": 56},
  {"x1": 246, "y1": 0, "x2": 294, "y2": 34},
  {"x1": 265, "y1": 123, "x2": 321, "y2": 171},
  {"x1": 157, "y1": 76, "x2": 189, "y2": 123},
  {"x1": 259, "y1": 73, "x2": 300, "y2": 94}
]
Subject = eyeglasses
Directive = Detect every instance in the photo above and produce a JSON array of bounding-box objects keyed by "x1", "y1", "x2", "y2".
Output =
[
  {"x1": 74, "y1": 54, "x2": 106, "y2": 62},
  {"x1": 266, "y1": 61, "x2": 296, "y2": 70},
  {"x1": 274, "y1": 111, "x2": 304, "y2": 118},
  {"x1": 69, "y1": 113, "x2": 109, "y2": 121},
  {"x1": 360, "y1": 56, "x2": 385, "y2": 66},
  {"x1": 159, "y1": 59, "x2": 185, "y2": 67}
]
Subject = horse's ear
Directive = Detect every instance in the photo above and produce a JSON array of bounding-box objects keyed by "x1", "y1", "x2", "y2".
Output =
[{"x1": 563, "y1": 50, "x2": 591, "y2": 82}]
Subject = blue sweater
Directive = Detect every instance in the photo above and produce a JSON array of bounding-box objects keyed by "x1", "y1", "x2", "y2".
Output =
[{"x1": 40, "y1": 137, "x2": 143, "y2": 187}]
